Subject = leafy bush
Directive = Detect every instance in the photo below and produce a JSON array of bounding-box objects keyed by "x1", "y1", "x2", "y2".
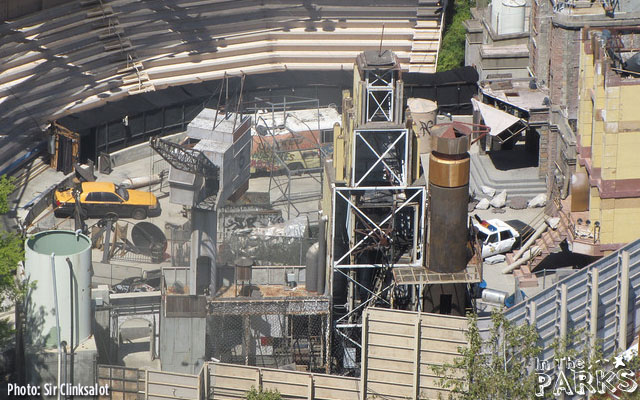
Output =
[
  {"x1": 437, "y1": 0, "x2": 473, "y2": 71},
  {"x1": 246, "y1": 387, "x2": 282, "y2": 400},
  {"x1": 0, "y1": 174, "x2": 22, "y2": 348},
  {"x1": 432, "y1": 311, "x2": 541, "y2": 399},
  {"x1": 0, "y1": 175, "x2": 15, "y2": 214}
]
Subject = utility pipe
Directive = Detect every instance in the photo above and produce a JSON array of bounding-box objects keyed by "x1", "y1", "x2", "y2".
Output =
[
  {"x1": 50, "y1": 253, "x2": 61, "y2": 400},
  {"x1": 62, "y1": 342, "x2": 67, "y2": 400},
  {"x1": 502, "y1": 246, "x2": 542, "y2": 274},
  {"x1": 120, "y1": 173, "x2": 164, "y2": 189},
  {"x1": 66, "y1": 257, "x2": 75, "y2": 399}
]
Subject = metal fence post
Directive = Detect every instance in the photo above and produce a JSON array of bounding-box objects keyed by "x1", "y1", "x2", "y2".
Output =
[
  {"x1": 413, "y1": 313, "x2": 421, "y2": 400},
  {"x1": 590, "y1": 268, "x2": 599, "y2": 360},
  {"x1": 619, "y1": 251, "x2": 630, "y2": 351},
  {"x1": 560, "y1": 284, "x2": 568, "y2": 350},
  {"x1": 145, "y1": 368, "x2": 149, "y2": 400}
]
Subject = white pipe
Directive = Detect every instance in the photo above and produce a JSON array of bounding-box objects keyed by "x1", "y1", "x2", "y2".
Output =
[
  {"x1": 511, "y1": 220, "x2": 548, "y2": 262},
  {"x1": 120, "y1": 173, "x2": 164, "y2": 189},
  {"x1": 50, "y1": 253, "x2": 61, "y2": 400},
  {"x1": 502, "y1": 246, "x2": 541, "y2": 274}
]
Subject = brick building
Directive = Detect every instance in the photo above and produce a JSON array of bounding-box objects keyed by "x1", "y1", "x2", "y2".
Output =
[{"x1": 467, "y1": 1, "x2": 640, "y2": 258}]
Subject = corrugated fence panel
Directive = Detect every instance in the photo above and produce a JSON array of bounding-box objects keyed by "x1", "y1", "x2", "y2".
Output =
[
  {"x1": 496, "y1": 239, "x2": 640, "y2": 367},
  {"x1": 363, "y1": 308, "x2": 467, "y2": 400}
]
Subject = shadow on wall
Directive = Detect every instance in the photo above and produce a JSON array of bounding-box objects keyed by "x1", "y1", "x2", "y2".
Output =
[{"x1": 20, "y1": 277, "x2": 50, "y2": 385}]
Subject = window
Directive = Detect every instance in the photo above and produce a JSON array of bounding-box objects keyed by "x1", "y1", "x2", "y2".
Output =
[
  {"x1": 101, "y1": 192, "x2": 122, "y2": 202},
  {"x1": 321, "y1": 129, "x2": 333, "y2": 143},
  {"x1": 115, "y1": 185, "x2": 129, "y2": 201},
  {"x1": 87, "y1": 192, "x2": 121, "y2": 202},
  {"x1": 86, "y1": 192, "x2": 100, "y2": 202},
  {"x1": 501, "y1": 230, "x2": 513, "y2": 240},
  {"x1": 477, "y1": 231, "x2": 488, "y2": 243},
  {"x1": 487, "y1": 234, "x2": 498, "y2": 244}
]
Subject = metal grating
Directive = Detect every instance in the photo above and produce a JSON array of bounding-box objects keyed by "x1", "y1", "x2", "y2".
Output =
[
  {"x1": 209, "y1": 296, "x2": 330, "y2": 316},
  {"x1": 393, "y1": 264, "x2": 482, "y2": 285}
]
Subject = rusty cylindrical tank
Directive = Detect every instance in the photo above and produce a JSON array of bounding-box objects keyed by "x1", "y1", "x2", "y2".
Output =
[
  {"x1": 235, "y1": 256, "x2": 253, "y2": 281},
  {"x1": 427, "y1": 124, "x2": 471, "y2": 274}
]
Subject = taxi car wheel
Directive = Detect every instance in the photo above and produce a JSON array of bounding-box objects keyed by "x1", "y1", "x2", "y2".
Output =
[{"x1": 132, "y1": 208, "x2": 147, "y2": 220}]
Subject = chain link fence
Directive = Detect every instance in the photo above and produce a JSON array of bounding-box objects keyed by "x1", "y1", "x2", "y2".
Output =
[{"x1": 207, "y1": 310, "x2": 328, "y2": 373}]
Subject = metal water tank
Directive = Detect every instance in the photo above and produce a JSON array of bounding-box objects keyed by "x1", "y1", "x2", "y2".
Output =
[
  {"x1": 407, "y1": 98, "x2": 438, "y2": 133},
  {"x1": 490, "y1": 0, "x2": 503, "y2": 33},
  {"x1": 25, "y1": 230, "x2": 92, "y2": 348},
  {"x1": 305, "y1": 243, "x2": 320, "y2": 293},
  {"x1": 499, "y1": 0, "x2": 526, "y2": 35},
  {"x1": 234, "y1": 256, "x2": 253, "y2": 281},
  {"x1": 481, "y1": 288, "x2": 508, "y2": 305}
]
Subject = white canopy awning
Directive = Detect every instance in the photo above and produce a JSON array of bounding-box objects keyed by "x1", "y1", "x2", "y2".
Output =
[{"x1": 471, "y1": 98, "x2": 522, "y2": 137}]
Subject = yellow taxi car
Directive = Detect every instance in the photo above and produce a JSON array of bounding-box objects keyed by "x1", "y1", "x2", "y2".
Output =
[{"x1": 54, "y1": 181, "x2": 161, "y2": 220}]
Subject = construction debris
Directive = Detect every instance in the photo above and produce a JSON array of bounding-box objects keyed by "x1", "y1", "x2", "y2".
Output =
[
  {"x1": 476, "y1": 198, "x2": 491, "y2": 209},
  {"x1": 481, "y1": 185, "x2": 496, "y2": 197},
  {"x1": 528, "y1": 193, "x2": 547, "y2": 208},
  {"x1": 490, "y1": 190, "x2": 507, "y2": 208}
]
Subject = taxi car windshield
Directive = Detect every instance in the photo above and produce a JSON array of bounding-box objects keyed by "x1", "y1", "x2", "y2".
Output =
[{"x1": 115, "y1": 185, "x2": 130, "y2": 201}]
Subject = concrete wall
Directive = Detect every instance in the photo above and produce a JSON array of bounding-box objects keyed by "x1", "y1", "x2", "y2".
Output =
[
  {"x1": 465, "y1": 5, "x2": 532, "y2": 81},
  {"x1": 159, "y1": 316, "x2": 206, "y2": 374},
  {"x1": 106, "y1": 132, "x2": 185, "y2": 169},
  {"x1": 26, "y1": 337, "x2": 98, "y2": 395}
]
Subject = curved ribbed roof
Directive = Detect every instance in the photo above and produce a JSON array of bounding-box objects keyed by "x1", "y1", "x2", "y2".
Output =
[{"x1": 0, "y1": 0, "x2": 443, "y2": 173}]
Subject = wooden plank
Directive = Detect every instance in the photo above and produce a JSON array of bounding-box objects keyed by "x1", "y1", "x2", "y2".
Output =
[
  {"x1": 312, "y1": 375, "x2": 360, "y2": 391},
  {"x1": 367, "y1": 381, "x2": 412, "y2": 399},
  {"x1": 368, "y1": 345, "x2": 414, "y2": 361},
  {"x1": 413, "y1": 315, "x2": 421, "y2": 400},
  {"x1": 368, "y1": 332, "x2": 414, "y2": 348},
  {"x1": 360, "y1": 311, "x2": 368, "y2": 400},
  {"x1": 367, "y1": 357, "x2": 414, "y2": 371},
  {"x1": 420, "y1": 313, "x2": 468, "y2": 327}
]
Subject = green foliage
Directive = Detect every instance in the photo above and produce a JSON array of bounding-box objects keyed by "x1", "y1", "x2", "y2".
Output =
[
  {"x1": 0, "y1": 231, "x2": 24, "y2": 301},
  {"x1": 0, "y1": 175, "x2": 15, "y2": 214},
  {"x1": 0, "y1": 174, "x2": 23, "y2": 348},
  {"x1": 432, "y1": 311, "x2": 541, "y2": 400},
  {"x1": 437, "y1": 0, "x2": 473, "y2": 72},
  {"x1": 245, "y1": 387, "x2": 282, "y2": 400}
]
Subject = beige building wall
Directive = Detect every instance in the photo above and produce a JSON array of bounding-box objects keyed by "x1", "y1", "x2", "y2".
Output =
[{"x1": 576, "y1": 33, "x2": 640, "y2": 250}]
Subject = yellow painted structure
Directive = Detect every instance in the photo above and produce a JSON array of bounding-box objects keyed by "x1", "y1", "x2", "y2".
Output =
[{"x1": 575, "y1": 30, "x2": 640, "y2": 251}]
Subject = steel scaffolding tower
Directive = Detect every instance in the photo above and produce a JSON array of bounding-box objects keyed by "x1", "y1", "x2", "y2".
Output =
[
  {"x1": 326, "y1": 50, "x2": 483, "y2": 372},
  {"x1": 327, "y1": 50, "x2": 424, "y2": 370}
]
